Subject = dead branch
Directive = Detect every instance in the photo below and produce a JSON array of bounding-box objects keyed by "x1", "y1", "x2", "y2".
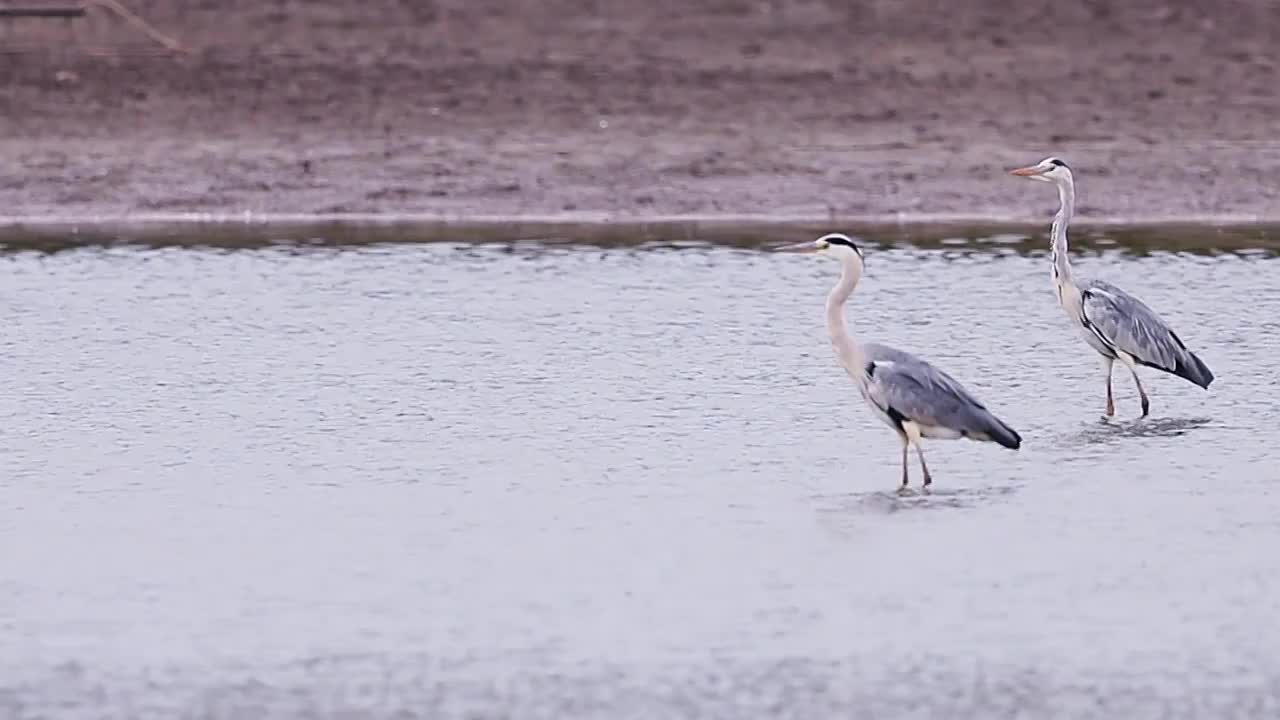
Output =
[{"x1": 83, "y1": 0, "x2": 186, "y2": 53}]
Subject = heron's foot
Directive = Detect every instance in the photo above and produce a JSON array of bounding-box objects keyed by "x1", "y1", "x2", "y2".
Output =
[
  {"x1": 896, "y1": 483, "x2": 911, "y2": 496},
  {"x1": 1140, "y1": 398, "x2": 1150, "y2": 418},
  {"x1": 1105, "y1": 398, "x2": 1115, "y2": 417}
]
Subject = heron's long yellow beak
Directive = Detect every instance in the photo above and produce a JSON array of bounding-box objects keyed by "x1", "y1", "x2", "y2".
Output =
[
  {"x1": 774, "y1": 241, "x2": 821, "y2": 253},
  {"x1": 1009, "y1": 166, "x2": 1042, "y2": 176}
]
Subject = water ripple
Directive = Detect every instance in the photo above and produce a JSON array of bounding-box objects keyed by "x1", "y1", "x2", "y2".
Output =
[{"x1": 2, "y1": 240, "x2": 1277, "y2": 717}]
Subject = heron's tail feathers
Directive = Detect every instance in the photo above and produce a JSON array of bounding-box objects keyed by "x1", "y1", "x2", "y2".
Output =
[
  {"x1": 984, "y1": 415, "x2": 1022, "y2": 450},
  {"x1": 1172, "y1": 350, "x2": 1214, "y2": 389}
]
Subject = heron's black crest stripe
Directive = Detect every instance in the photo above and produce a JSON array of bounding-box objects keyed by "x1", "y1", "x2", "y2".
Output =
[
  {"x1": 822, "y1": 234, "x2": 863, "y2": 257},
  {"x1": 1049, "y1": 158, "x2": 1068, "y2": 168}
]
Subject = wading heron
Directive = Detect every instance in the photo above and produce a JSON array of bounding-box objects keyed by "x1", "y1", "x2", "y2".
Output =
[
  {"x1": 1010, "y1": 157, "x2": 1214, "y2": 417},
  {"x1": 776, "y1": 234, "x2": 1021, "y2": 490}
]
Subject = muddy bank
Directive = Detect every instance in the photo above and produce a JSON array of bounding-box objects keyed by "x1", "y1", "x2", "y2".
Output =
[{"x1": 1, "y1": 0, "x2": 1277, "y2": 220}]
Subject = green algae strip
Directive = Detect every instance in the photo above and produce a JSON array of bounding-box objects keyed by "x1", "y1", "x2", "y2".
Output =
[{"x1": 0, "y1": 213, "x2": 1277, "y2": 254}]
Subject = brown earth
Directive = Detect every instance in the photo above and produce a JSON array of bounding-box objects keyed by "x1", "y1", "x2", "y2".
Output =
[{"x1": 0, "y1": 0, "x2": 1277, "y2": 220}]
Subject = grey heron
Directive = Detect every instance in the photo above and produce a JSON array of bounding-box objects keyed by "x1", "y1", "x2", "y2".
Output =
[
  {"x1": 1010, "y1": 157, "x2": 1214, "y2": 417},
  {"x1": 776, "y1": 234, "x2": 1021, "y2": 490}
]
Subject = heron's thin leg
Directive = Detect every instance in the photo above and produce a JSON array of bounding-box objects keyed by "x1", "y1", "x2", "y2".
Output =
[
  {"x1": 1115, "y1": 352, "x2": 1150, "y2": 418},
  {"x1": 914, "y1": 443, "x2": 933, "y2": 488},
  {"x1": 899, "y1": 437, "x2": 909, "y2": 491},
  {"x1": 1102, "y1": 356, "x2": 1115, "y2": 417},
  {"x1": 1130, "y1": 369, "x2": 1150, "y2": 418}
]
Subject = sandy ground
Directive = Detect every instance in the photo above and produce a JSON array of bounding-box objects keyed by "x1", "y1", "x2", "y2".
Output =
[{"x1": 0, "y1": 0, "x2": 1277, "y2": 220}]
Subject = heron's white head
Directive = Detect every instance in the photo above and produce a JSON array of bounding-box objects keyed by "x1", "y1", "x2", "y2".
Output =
[
  {"x1": 1009, "y1": 156, "x2": 1072, "y2": 184},
  {"x1": 774, "y1": 233, "x2": 864, "y2": 264}
]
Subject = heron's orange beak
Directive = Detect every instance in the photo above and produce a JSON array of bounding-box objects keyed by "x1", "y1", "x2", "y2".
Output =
[
  {"x1": 774, "y1": 240, "x2": 821, "y2": 253},
  {"x1": 1009, "y1": 166, "x2": 1042, "y2": 176}
]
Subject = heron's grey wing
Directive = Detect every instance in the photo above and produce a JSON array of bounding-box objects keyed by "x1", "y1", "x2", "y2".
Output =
[
  {"x1": 864, "y1": 350, "x2": 1021, "y2": 448},
  {"x1": 1079, "y1": 280, "x2": 1187, "y2": 371},
  {"x1": 863, "y1": 342, "x2": 922, "y2": 367}
]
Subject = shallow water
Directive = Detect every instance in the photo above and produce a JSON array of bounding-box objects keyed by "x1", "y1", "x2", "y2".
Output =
[{"x1": 2, "y1": 234, "x2": 1279, "y2": 718}]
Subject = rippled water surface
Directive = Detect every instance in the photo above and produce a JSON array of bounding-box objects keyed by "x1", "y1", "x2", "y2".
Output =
[{"x1": 3, "y1": 235, "x2": 1279, "y2": 718}]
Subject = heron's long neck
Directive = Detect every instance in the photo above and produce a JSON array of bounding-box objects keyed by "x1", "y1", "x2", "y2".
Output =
[
  {"x1": 825, "y1": 257, "x2": 866, "y2": 380},
  {"x1": 1050, "y1": 180, "x2": 1076, "y2": 289}
]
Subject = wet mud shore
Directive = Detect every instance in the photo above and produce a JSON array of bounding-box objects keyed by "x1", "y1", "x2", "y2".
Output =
[{"x1": 2, "y1": 0, "x2": 1277, "y2": 221}]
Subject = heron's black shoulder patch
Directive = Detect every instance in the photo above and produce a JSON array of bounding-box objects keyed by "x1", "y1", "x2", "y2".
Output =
[{"x1": 865, "y1": 361, "x2": 877, "y2": 378}]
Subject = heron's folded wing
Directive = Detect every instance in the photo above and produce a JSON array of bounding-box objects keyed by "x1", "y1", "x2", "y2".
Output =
[
  {"x1": 1080, "y1": 281, "x2": 1185, "y2": 371},
  {"x1": 867, "y1": 358, "x2": 992, "y2": 432}
]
